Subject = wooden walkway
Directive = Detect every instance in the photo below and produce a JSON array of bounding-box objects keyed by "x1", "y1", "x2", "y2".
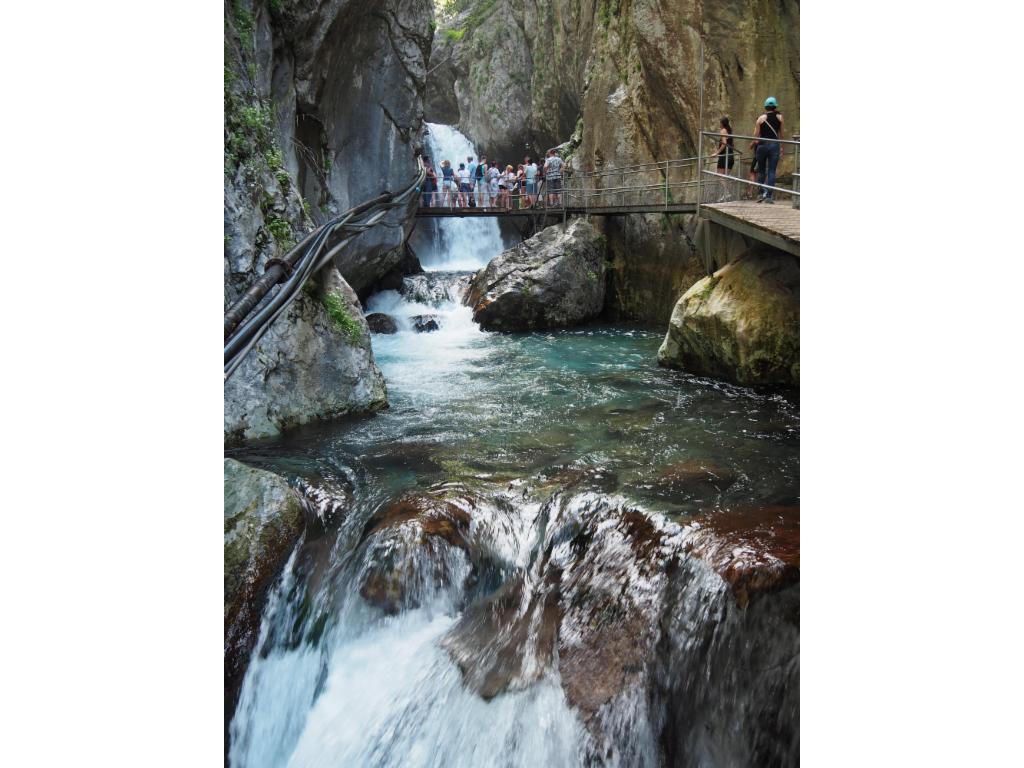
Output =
[{"x1": 700, "y1": 201, "x2": 800, "y2": 257}]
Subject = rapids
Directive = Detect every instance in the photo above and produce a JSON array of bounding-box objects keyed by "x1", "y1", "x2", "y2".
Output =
[{"x1": 227, "y1": 126, "x2": 799, "y2": 767}]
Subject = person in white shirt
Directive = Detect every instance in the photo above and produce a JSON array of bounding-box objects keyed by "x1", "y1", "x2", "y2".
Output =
[
  {"x1": 457, "y1": 163, "x2": 471, "y2": 207},
  {"x1": 488, "y1": 164, "x2": 501, "y2": 207}
]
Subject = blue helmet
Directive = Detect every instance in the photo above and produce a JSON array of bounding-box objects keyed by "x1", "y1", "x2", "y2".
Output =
[{"x1": 764, "y1": 96, "x2": 778, "y2": 108}]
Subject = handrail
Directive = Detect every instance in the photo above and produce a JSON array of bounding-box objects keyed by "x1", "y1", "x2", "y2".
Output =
[
  {"x1": 700, "y1": 130, "x2": 800, "y2": 146},
  {"x1": 224, "y1": 162, "x2": 426, "y2": 380}
]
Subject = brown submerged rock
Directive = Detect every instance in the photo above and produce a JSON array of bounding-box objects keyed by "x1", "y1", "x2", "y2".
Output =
[
  {"x1": 687, "y1": 504, "x2": 800, "y2": 608},
  {"x1": 649, "y1": 459, "x2": 739, "y2": 497}
]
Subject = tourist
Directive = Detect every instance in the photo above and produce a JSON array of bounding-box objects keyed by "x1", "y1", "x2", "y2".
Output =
[
  {"x1": 467, "y1": 156, "x2": 478, "y2": 207},
  {"x1": 475, "y1": 157, "x2": 488, "y2": 206},
  {"x1": 439, "y1": 159, "x2": 456, "y2": 206},
  {"x1": 505, "y1": 165, "x2": 517, "y2": 210},
  {"x1": 713, "y1": 116, "x2": 735, "y2": 175},
  {"x1": 422, "y1": 157, "x2": 437, "y2": 206},
  {"x1": 497, "y1": 164, "x2": 509, "y2": 209},
  {"x1": 753, "y1": 96, "x2": 784, "y2": 203},
  {"x1": 543, "y1": 149, "x2": 563, "y2": 206},
  {"x1": 524, "y1": 156, "x2": 538, "y2": 207},
  {"x1": 457, "y1": 162, "x2": 471, "y2": 207},
  {"x1": 515, "y1": 165, "x2": 526, "y2": 209},
  {"x1": 488, "y1": 162, "x2": 500, "y2": 206}
]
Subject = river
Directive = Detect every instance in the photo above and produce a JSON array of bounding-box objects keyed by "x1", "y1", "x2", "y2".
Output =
[{"x1": 226, "y1": 125, "x2": 799, "y2": 767}]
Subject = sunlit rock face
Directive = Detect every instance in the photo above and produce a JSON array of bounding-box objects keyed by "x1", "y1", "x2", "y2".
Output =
[{"x1": 658, "y1": 248, "x2": 800, "y2": 387}]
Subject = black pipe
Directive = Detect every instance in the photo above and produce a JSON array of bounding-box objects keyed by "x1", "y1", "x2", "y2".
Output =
[{"x1": 223, "y1": 191, "x2": 395, "y2": 340}]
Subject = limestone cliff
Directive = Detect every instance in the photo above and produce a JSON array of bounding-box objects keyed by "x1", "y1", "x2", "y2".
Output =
[
  {"x1": 425, "y1": 0, "x2": 799, "y2": 325},
  {"x1": 224, "y1": 0, "x2": 433, "y2": 442}
]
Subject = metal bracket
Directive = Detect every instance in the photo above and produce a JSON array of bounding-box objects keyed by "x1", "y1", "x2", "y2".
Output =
[{"x1": 264, "y1": 258, "x2": 293, "y2": 282}]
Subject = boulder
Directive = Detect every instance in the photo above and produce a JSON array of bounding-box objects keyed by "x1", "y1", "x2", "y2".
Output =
[
  {"x1": 224, "y1": 459, "x2": 305, "y2": 717},
  {"x1": 465, "y1": 219, "x2": 607, "y2": 331},
  {"x1": 411, "y1": 314, "x2": 441, "y2": 332},
  {"x1": 658, "y1": 249, "x2": 799, "y2": 386},
  {"x1": 224, "y1": 268, "x2": 387, "y2": 444},
  {"x1": 365, "y1": 312, "x2": 398, "y2": 334}
]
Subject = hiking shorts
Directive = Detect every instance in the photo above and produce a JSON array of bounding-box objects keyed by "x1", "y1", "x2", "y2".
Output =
[{"x1": 548, "y1": 176, "x2": 562, "y2": 192}]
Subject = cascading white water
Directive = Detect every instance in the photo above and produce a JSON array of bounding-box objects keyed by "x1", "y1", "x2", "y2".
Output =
[{"x1": 420, "y1": 123, "x2": 505, "y2": 271}]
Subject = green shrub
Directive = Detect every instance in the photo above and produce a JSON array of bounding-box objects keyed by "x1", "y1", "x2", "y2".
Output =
[
  {"x1": 323, "y1": 292, "x2": 364, "y2": 343},
  {"x1": 443, "y1": 27, "x2": 466, "y2": 42},
  {"x1": 265, "y1": 216, "x2": 293, "y2": 246}
]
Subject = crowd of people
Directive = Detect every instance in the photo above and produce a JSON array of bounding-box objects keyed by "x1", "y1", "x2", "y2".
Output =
[{"x1": 419, "y1": 149, "x2": 564, "y2": 210}]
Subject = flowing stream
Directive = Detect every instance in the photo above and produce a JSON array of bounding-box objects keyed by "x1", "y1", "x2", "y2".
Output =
[{"x1": 227, "y1": 126, "x2": 799, "y2": 767}]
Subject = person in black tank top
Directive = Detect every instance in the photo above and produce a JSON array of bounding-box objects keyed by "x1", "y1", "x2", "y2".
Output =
[{"x1": 753, "y1": 96, "x2": 785, "y2": 203}]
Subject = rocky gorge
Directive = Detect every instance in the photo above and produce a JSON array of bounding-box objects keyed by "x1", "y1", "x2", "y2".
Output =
[{"x1": 224, "y1": 1, "x2": 799, "y2": 764}]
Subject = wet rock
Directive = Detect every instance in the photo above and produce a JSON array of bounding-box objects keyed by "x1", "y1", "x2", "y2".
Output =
[
  {"x1": 442, "y1": 570, "x2": 562, "y2": 700},
  {"x1": 658, "y1": 249, "x2": 800, "y2": 387},
  {"x1": 365, "y1": 312, "x2": 398, "y2": 334},
  {"x1": 401, "y1": 273, "x2": 454, "y2": 307},
  {"x1": 466, "y1": 219, "x2": 607, "y2": 332},
  {"x1": 687, "y1": 504, "x2": 800, "y2": 608},
  {"x1": 411, "y1": 314, "x2": 441, "y2": 332},
  {"x1": 224, "y1": 459, "x2": 305, "y2": 717},
  {"x1": 224, "y1": 268, "x2": 387, "y2": 444},
  {"x1": 555, "y1": 504, "x2": 675, "y2": 722},
  {"x1": 356, "y1": 488, "x2": 486, "y2": 614}
]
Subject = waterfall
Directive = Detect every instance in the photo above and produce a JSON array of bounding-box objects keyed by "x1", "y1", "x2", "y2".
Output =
[{"x1": 419, "y1": 123, "x2": 505, "y2": 271}]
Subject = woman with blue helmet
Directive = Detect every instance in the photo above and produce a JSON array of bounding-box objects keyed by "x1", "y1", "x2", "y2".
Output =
[{"x1": 753, "y1": 96, "x2": 785, "y2": 203}]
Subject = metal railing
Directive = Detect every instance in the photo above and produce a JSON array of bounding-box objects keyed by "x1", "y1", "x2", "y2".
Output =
[
  {"x1": 416, "y1": 133, "x2": 799, "y2": 216},
  {"x1": 417, "y1": 155, "x2": 721, "y2": 215},
  {"x1": 698, "y1": 131, "x2": 800, "y2": 208}
]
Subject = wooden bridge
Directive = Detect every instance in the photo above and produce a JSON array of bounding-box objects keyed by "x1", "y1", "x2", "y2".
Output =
[{"x1": 416, "y1": 135, "x2": 799, "y2": 258}]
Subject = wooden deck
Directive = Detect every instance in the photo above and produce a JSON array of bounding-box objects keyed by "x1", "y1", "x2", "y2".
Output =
[{"x1": 700, "y1": 201, "x2": 800, "y2": 256}]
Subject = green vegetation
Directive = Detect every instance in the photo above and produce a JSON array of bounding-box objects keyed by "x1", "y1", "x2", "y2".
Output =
[
  {"x1": 265, "y1": 216, "x2": 294, "y2": 247},
  {"x1": 232, "y1": 0, "x2": 255, "y2": 52},
  {"x1": 323, "y1": 292, "x2": 364, "y2": 343},
  {"x1": 437, "y1": 0, "x2": 499, "y2": 45},
  {"x1": 598, "y1": 0, "x2": 621, "y2": 29}
]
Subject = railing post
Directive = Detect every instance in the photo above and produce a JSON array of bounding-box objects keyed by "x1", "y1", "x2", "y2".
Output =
[
  {"x1": 792, "y1": 134, "x2": 800, "y2": 209},
  {"x1": 696, "y1": 132, "x2": 703, "y2": 212},
  {"x1": 663, "y1": 160, "x2": 669, "y2": 209}
]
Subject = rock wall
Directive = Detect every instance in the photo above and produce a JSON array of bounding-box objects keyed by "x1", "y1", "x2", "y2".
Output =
[
  {"x1": 224, "y1": 0, "x2": 433, "y2": 442},
  {"x1": 425, "y1": 0, "x2": 799, "y2": 325}
]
